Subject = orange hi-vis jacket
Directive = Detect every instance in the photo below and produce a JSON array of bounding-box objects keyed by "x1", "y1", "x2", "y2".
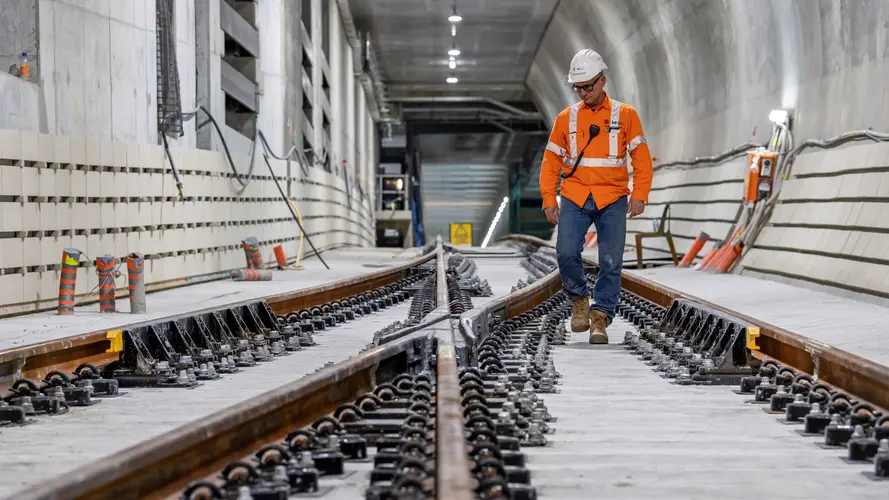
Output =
[{"x1": 540, "y1": 93, "x2": 653, "y2": 211}]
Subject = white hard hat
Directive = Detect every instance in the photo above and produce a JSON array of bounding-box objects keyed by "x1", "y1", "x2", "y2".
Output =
[{"x1": 566, "y1": 49, "x2": 608, "y2": 84}]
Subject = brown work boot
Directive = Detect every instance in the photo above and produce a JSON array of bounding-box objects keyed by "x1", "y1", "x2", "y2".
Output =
[
  {"x1": 589, "y1": 310, "x2": 609, "y2": 344},
  {"x1": 570, "y1": 296, "x2": 591, "y2": 332}
]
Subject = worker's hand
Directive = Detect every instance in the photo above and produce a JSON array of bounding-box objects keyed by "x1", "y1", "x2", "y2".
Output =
[
  {"x1": 544, "y1": 206, "x2": 559, "y2": 225},
  {"x1": 628, "y1": 199, "x2": 645, "y2": 217}
]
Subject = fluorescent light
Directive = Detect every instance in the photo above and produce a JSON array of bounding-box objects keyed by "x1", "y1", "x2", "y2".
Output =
[
  {"x1": 769, "y1": 109, "x2": 789, "y2": 125},
  {"x1": 448, "y1": 14, "x2": 462, "y2": 22},
  {"x1": 481, "y1": 197, "x2": 509, "y2": 248},
  {"x1": 448, "y1": 59, "x2": 456, "y2": 69},
  {"x1": 448, "y1": 48, "x2": 460, "y2": 56},
  {"x1": 447, "y1": 76, "x2": 458, "y2": 84}
]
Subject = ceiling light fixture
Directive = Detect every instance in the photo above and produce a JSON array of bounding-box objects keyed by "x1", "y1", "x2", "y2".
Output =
[
  {"x1": 447, "y1": 75, "x2": 458, "y2": 84},
  {"x1": 481, "y1": 197, "x2": 510, "y2": 248},
  {"x1": 448, "y1": 7, "x2": 462, "y2": 23},
  {"x1": 451, "y1": 25, "x2": 457, "y2": 36},
  {"x1": 448, "y1": 58, "x2": 456, "y2": 69},
  {"x1": 448, "y1": 47, "x2": 460, "y2": 57}
]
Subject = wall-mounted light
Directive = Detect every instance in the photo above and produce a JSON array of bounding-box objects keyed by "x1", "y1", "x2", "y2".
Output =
[
  {"x1": 481, "y1": 197, "x2": 510, "y2": 248},
  {"x1": 446, "y1": 75, "x2": 458, "y2": 84},
  {"x1": 768, "y1": 109, "x2": 789, "y2": 125}
]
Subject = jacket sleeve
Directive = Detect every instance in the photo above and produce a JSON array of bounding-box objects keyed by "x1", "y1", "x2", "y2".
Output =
[
  {"x1": 540, "y1": 112, "x2": 567, "y2": 209},
  {"x1": 626, "y1": 107, "x2": 653, "y2": 203}
]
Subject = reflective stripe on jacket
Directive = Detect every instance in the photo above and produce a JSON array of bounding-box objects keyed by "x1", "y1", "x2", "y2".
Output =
[{"x1": 539, "y1": 93, "x2": 653, "y2": 210}]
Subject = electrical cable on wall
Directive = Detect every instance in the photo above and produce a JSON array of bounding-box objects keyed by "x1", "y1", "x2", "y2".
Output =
[
  {"x1": 734, "y1": 127, "x2": 889, "y2": 271},
  {"x1": 262, "y1": 154, "x2": 330, "y2": 270},
  {"x1": 160, "y1": 88, "x2": 373, "y2": 271}
]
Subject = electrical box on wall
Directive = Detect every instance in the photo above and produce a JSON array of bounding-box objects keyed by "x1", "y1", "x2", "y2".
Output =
[{"x1": 744, "y1": 150, "x2": 777, "y2": 205}]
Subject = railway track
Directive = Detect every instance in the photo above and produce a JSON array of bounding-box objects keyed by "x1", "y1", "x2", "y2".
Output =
[{"x1": 3, "y1": 237, "x2": 889, "y2": 499}]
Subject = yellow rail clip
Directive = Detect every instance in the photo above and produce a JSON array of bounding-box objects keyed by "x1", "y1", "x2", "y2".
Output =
[
  {"x1": 746, "y1": 327, "x2": 761, "y2": 351},
  {"x1": 106, "y1": 330, "x2": 123, "y2": 353}
]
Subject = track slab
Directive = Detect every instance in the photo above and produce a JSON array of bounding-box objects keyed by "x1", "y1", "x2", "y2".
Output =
[
  {"x1": 0, "y1": 302, "x2": 412, "y2": 498},
  {"x1": 527, "y1": 316, "x2": 887, "y2": 500}
]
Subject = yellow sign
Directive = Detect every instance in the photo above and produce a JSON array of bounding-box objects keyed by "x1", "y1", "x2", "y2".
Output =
[{"x1": 449, "y1": 223, "x2": 473, "y2": 246}]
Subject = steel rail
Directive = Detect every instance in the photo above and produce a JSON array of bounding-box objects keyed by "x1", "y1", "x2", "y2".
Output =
[
  {"x1": 15, "y1": 329, "x2": 435, "y2": 500},
  {"x1": 0, "y1": 250, "x2": 436, "y2": 390},
  {"x1": 500, "y1": 234, "x2": 889, "y2": 412},
  {"x1": 433, "y1": 245, "x2": 476, "y2": 500}
]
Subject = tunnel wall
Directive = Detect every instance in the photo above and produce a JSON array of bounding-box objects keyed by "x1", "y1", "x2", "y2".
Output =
[
  {"x1": 0, "y1": 0, "x2": 377, "y2": 314},
  {"x1": 742, "y1": 141, "x2": 889, "y2": 303},
  {"x1": 528, "y1": 0, "x2": 889, "y2": 299},
  {"x1": 632, "y1": 158, "x2": 746, "y2": 257}
]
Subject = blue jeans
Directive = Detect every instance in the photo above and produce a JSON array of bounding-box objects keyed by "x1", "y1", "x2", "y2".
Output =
[{"x1": 556, "y1": 194, "x2": 627, "y2": 325}]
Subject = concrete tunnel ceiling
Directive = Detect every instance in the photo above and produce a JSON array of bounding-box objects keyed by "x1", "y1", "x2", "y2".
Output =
[
  {"x1": 351, "y1": 0, "x2": 558, "y2": 243},
  {"x1": 526, "y1": 0, "x2": 889, "y2": 162}
]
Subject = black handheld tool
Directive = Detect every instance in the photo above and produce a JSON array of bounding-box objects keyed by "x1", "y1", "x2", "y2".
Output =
[{"x1": 561, "y1": 124, "x2": 601, "y2": 179}]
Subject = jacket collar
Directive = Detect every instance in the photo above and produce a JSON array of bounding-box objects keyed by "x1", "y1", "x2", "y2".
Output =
[{"x1": 579, "y1": 92, "x2": 610, "y2": 112}]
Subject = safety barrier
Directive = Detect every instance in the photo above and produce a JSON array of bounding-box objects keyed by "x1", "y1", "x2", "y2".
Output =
[
  {"x1": 95, "y1": 256, "x2": 118, "y2": 313},
  {"x1": 127, "y1": 253, "x2": 147, "y2": 314},
  {"x1": 57, "y1": 249, "x2": 81, "y2": 315}
]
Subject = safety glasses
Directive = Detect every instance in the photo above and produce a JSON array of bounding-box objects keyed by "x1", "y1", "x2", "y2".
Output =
[{"x1": 571, "y1": 74, "x2": 603, "y2": 94}]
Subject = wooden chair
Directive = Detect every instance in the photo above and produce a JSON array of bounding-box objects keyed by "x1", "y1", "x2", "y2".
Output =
[{"x1": 635, "y1": 203, "x2": 679, "y2": 268}]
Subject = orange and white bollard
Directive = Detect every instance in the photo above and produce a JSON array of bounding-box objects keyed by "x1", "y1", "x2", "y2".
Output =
[
  {"x1": 678, "y1": 231, "x2": 710, "y2": 268},
  {"x1": 231, "y1": 268, "x2": 273, "y2": 281},
  {"x1": 241, "y1": 237, "x2": 264, "y2": 269},
  {"x1": 57, "y1": 248, "x2": 81, "y2": 315},
  {"x1": 95, "y1": 255, "x2": 118, "y2": 313},
  {"x1": 273, "y1": 244, "x2": 287, "y2": 270},
  {"x1": 127, "y1": 253, "x2": 147, "y2": 314}
]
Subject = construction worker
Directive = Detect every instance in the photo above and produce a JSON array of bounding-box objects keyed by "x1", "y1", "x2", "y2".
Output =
[{"x1": 539, "y1": 49, "x2": 653, "y2": 344}]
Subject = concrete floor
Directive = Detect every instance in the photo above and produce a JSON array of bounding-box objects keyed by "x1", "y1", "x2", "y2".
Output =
[
  {"x1": 0, "y1": 248, "x2": 413, "y2": 351},
  {"x1": 467, "y1": 256, "x2": 530, "y2": 309},
  {"x1": 527, "y1": 316, "x2": 887, "y2": 500}
]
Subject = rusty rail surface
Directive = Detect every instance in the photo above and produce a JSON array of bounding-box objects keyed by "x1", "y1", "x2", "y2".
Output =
[
  {"x1": 0, "y1": 250, "x2": 436, "y2": 389},
  {"x1": 500, "y1": 233, "x2": 889, "y2": 412},
  {"x1": 434, "y1": 245, "x2": 476, "y2": 500},
  {"x1": 17, "y1": 330, "x2": 433, "y2": 500},
  {"x1": 435, "y1": 328, "x2": 475, "y2": 500}
]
